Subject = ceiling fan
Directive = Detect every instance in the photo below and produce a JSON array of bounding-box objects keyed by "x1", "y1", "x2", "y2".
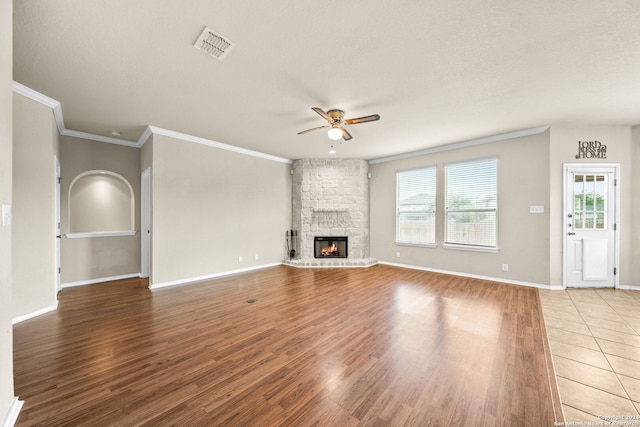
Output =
[{"x1": 297, "y1": 107, "x2": 380, "y2": 141}]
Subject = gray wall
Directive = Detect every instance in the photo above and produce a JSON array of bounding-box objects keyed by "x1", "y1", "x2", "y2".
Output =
[
  {"x1": 370, "y1": 130, "x2": 551, "y2": 285},
  {"x1": 60, "y1": 136, "x2": 141, "y2": 284},
  {"x1": 371, "y1": 125, "x2": 640, "y2": 288},
  {"x1": 632, "y1": 126, "x2": 640, "y2": 285},
  {"x1": 549, "y1": 125, "x2": 635, "y2": 287},
  {"x1": 12, "y1": 94, "x2": 60, "y2": 318},
  {"x1": 0, "y1": 0, "x2": 15, "y2": 418},
  {"x1": 150, "y1": 134, "x2": 292, "y2": 287}
]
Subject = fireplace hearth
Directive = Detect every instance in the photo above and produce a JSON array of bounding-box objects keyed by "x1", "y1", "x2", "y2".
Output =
[{"x1": 314, "y1": 236, "x2": 347, "y2": 259}]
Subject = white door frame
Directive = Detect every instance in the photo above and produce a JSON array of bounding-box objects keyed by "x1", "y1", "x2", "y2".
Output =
[
  {"x1": 141, "y1": 167, "x2": 151, "y2": 280},
  {"x1": 562, "y1": 163, "x2": 620, "y2": 289},
  {"x1": 55, "y1": 156, "x2": 62, "y2": 293}
]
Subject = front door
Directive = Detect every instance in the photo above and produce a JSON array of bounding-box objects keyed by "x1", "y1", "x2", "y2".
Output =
[{"x1": 564, "y1": 164, "x2": 618, "y2": 288}]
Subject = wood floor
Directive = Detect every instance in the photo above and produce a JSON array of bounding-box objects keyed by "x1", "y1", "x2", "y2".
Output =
[{"x1": 13, "y1": 265, "x2": 562, "y2": 426}]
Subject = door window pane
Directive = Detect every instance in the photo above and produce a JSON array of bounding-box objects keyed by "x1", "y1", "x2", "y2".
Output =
[{"x1": 573, "y1": 174, "x2": 607, "y2": 230}]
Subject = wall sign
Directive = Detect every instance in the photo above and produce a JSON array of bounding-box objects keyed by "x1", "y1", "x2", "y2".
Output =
[{"x1": 576, "y1": 140, "x2": 607, "y2": 159}]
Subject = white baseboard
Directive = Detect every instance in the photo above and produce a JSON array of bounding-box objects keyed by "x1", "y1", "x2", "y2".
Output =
[
  {"x1": 378, "y1": 261, "x2": 553, "y2": 290},
  {"x1": 149, "y1": 263, "x2": 282, "y2": 290},
  {"x1": 617, "y1": 284, "x2": 640, "y2": 291},
  {"x1": 62, "y1": 273, "x2": 141, "y2": 288},
  {"x1": 1, "y1": 397, "x2": 23, "y2": 427},
  {"x1": 12, "y1": 301, "x2": 58, "y2": 325}
]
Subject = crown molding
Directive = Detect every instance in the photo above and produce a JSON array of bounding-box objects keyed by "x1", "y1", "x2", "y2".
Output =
[
  {"x1": 61, "y1": 128, "x2": 140, "y2": 147},
  {"x1": 148, "y1": 126, "x2": 293, "y2": 164},
  {"x1": 368, "y1": 125, "x2": 550, "y2": 164},
  {"x1": 12, "y1": 81, "x2": 294, "y2": 164},
  {"x1": 12, "y1": 81, "x2": 65, "y2": 134}
]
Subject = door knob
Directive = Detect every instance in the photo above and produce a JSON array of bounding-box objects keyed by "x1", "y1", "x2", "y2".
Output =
[{"x1": 568, "y1": 232, "x2": 575, "y2": 236}]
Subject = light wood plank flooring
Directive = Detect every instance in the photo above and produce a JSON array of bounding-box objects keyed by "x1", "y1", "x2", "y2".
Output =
[
  {"x1": 539, "y1": 288, "x2": 640, "y2": 422},
  {"x1": 14, "y1": 265, "x2": 561, "y2": 426}
]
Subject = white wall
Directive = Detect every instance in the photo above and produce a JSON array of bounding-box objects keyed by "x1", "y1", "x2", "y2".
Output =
[
  {"x1": 150, "y1": 134, "x2": 292, "y2": 287},
  {"x1": 370, "y1": 130, "x2": 551, "y2": 286},
  {"x1": 0, "y1": 0, "x2": 16, "y2": 421},
  {"x1": 12, "y1": 94, "x2": 60, "y2": 319}
]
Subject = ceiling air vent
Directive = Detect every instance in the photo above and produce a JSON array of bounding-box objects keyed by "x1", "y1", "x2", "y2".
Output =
[{"x1": 193, "y1": 27, "x2": 235, "y2": 60}]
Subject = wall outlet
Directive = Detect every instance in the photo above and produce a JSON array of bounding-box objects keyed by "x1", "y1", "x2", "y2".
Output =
[
  {"x1": 254, "y1": 253, "x2": 259, "y2": 261},
  {"x1": 502, "y1": 264, "x2": 509, "y2": 272},
  {"x1": 396, "y1": 251, "x2": 401, "y2": 258},
  {"x1": 238, "y1": 256, "x2": 243, "y2": 263}
]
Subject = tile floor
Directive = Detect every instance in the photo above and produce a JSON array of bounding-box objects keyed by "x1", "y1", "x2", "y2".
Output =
[{"x1": 539, "y1": 288, "x2": 640, "y2": 423}]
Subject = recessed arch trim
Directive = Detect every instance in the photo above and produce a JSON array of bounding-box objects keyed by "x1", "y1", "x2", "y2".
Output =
[{"x1": 66, "y1": 170, "x2": 136, "y2": 238}]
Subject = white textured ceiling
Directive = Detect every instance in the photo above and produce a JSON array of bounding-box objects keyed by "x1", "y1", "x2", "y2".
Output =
[{"x1": 13, "y1": 1, "x2": 640, "y2": 160}]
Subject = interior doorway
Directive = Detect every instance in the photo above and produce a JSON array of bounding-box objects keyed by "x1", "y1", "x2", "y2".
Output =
[{"x1": 563, "y1": 163, "x2": 619, "y2": 288}]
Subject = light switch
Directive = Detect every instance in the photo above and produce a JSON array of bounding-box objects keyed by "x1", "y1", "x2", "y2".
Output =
[
  {"x1": 529, "y1": 205, "x2": 544, "y2": 214},
  {"x1": 2, "y1": 204, "x2": 11, "y2": 226}
]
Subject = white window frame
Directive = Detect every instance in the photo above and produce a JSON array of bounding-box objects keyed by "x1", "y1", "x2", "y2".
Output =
[
  {"x1": 396, "y1": 166, "x2": 437, "y2": 247},
  {"x1": 444, "y1": 157, "x2": 498, "y2": 252}
]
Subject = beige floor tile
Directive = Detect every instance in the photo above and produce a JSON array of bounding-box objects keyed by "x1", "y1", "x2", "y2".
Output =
[
  {"x1": 574, "y1": 311, "x2": 617, "y2": 320},
  {"x1": 547, "y1": 328, "x2": 599, "y2": 351},
  {"x1": 542, "y1": 288, "x2": 640, "y2": 420},
  {"x1": 582, "y1": 317, "x2": 638, "y2": 334},
  {"x1": 573, "y1": 299, "x2": 615, "y2": 311},
  {"x1": 562, "y1": 404, "x2": 603, "y2": 423},
  {"x1": 545, "y1": 316, "x2": 592, "y2": 336},
  {"x1": 567, "y1": 290, "x2": 604, "y2": 303},
  {"x1": 544, "y1": 309, "x2": 586, "y2": 323},
  {"x1": 553, "y1": 355, "x2": 627, "y2": 398},
  {"x1": 622, "y1": 318, "x2": 640, "y2": 334},
  {"x1": 606, "y1": 354, "x2": 640, "y2": 380},
  {"x1": 541, "y1": 303, "x2": 580, "y2": 315},
  {"x1": 590, "y1": 327, "x2": 640, "y2": 348},
  {"x1": 618, "y1": 374, "x2": 640, "y2": 403},
  {"x1": 615, "y1": 308, "x2": 640, "y2": 320},
  {"x1": 556, "y1": 377, "x2": 638, "y2": 417},
  {"x1": 597, "y1": 339, "x2": 640, "y2": 363},
  {"x1": 549, "y1": 339, "x2": 611, "y2": 370}
]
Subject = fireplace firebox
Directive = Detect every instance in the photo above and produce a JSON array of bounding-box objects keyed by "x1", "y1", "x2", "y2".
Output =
[{"x1": 314, "y1": 236, "x2": 348, "y2": 258}]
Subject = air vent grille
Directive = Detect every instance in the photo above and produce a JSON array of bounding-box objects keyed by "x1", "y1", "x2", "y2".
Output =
[{"x1": 193, "y1": 27, "x2": 235, "y2": 60}]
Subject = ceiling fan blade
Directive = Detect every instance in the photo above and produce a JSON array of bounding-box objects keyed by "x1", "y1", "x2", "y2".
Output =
[
  {"x1": 297, "y1": 125, "x2": 329, "y2": 135},
  {"x1": 342, "y1": 128, "x2": 353, "y2": 141},
  {"x1": 311, "y1": 107, "x2": 332, "y2": 123},
  {"x1": 344, "y1": 114, "x2": 380, "y2": 125}
]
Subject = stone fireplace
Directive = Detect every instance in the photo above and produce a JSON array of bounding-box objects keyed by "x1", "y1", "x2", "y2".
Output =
[{"x1": 285, "y1": 159, "x2": 377, "y2": 267}]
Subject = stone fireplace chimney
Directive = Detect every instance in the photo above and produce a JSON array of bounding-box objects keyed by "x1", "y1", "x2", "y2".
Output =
[{"x1": 285, "y1": 159, "x2": 377, "y2": 267}]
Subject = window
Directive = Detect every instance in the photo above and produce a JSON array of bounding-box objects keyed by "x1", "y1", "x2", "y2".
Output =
[
  {"x1": 573, "y1": 174, "x2": 607, "y2": 230},
  {"x1": 445, "y1": 158, "x2": 497, "y2": 248},
  {"x1": 396, "y1": 167, "x2": 436, "y2": 245}
]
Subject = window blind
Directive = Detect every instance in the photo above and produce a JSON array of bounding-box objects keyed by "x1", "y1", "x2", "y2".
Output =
[{"x1": 445, "y1": 158, "x2": 497, "y2": 247}]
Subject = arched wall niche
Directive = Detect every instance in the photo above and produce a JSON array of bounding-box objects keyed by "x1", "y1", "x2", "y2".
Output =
[{"x1": 67, "y1": 170, "x2": 136, "y2": 238}]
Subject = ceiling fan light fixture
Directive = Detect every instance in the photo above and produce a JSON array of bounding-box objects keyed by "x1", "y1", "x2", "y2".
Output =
[{"x1": 328, "y1": 127, "x2": 343, "y2": 140}]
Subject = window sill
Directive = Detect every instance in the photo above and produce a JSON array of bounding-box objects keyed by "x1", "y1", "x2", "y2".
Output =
[
  {"x1": 65, "y1": 231, "x2": 137, "y2": 239},
  {"x1": 395, "y1": 241, "x2": 437, "y2": 248},
  {"x1": 443, "y1": 243, "x2": 499, "y2": 253}
]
